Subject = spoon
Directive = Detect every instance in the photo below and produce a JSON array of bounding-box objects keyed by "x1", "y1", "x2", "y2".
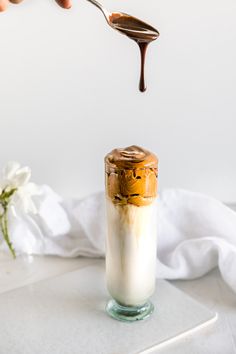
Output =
[{"x1": 86, "y1": 0, "x2": 160, "y2": 92}]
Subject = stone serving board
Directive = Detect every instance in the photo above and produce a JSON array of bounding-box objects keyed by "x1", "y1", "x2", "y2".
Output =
[{"x1": 0, "y1": 265, "x2": 217, "y2": 354}]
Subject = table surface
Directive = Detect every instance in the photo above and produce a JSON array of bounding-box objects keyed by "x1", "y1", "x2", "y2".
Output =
[{"x1": 0, "y1": 253, "x2": 235, "y2": 354}]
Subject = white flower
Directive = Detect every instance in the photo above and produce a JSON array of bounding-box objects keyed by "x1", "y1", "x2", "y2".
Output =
[
  {"x1": 0, "y1": 161, "x2": 42, "y2": 257},
  {"x1": 1, "y1": 162, "x2": 31, "y2": 190},
  {"x1": 11, "y1": 183, "x2": 40, "y2": 214},
  {"x1": 0, "y1": 161, "x2": 41, "y2": 215}
]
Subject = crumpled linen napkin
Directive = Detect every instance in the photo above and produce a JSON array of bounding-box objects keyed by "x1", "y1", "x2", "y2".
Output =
[{"x1": 1, "y1": 186, "x2": 236, "y2": 293}]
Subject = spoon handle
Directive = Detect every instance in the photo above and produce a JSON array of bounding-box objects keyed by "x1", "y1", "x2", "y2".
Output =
[{"x1": 86, "y1": 0, "x2": 110, "y2": 21}]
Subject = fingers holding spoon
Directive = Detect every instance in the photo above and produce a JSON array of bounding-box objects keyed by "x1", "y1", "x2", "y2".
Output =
[{"x1": 0, "y1": 0, "x2": 72, "y2": 12}]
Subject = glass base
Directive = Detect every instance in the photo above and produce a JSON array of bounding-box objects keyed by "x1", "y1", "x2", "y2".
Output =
[{"x1": 106, "y1": 299, "x2": 154, "y2": 322}]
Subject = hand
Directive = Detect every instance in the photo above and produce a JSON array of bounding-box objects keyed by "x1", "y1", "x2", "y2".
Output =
[{"x1": 0, "y1": 0, "x2": 72, "y2": 12}]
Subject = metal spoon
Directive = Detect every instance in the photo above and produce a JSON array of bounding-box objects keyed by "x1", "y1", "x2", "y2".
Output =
[
  {"x1": 86, "y1": 0, "x2": 159, "y2": 42},
  {"x1": 86, "y1": 0, "x2": 160, "y2": 91}
]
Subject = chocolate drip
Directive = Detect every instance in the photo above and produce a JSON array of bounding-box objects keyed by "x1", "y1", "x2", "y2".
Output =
[{"x1": 109, "y1": 13, "x2": 159, "y2": 92}]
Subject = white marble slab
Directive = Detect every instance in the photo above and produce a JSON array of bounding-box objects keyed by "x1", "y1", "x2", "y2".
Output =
[
  {"x1": 0, "y1": 264, "x2": 217, "y2": 354},
  {"x1": 0, "y1": 252, "x2": 98, "y2": 294}
]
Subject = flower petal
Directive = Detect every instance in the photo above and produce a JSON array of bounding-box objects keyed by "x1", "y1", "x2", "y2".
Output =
[
  {"x1": 2, "y1": 161, "x2": 20, "y2": 180},
  {"x1": 22, "y1": 183, "x2": 41, "y2": 196},
  {"x1": 11, "y1": 186, "x2": 38, "y2": 215},
  {"x1": 10, "y1": 205, "x2": 17, "y2": 217},
  {"x1": 12, "y1": 167, "x2": 31, "y2": 188}
]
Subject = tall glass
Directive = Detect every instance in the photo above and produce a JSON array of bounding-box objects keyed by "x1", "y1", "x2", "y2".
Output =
[{"x1": 105, "y1": 146, "x2": 158, "y2": 322}]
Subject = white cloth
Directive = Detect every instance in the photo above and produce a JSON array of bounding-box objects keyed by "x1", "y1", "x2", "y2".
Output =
[{"x1": 1, "y1": 186, "x2": 236, "y2": 293}]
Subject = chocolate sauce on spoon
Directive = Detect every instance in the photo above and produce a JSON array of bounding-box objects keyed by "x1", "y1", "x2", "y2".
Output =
[
  {"x1": 110, "y1": 13, "x2": 159, "y2": 92},
  {"x1": 86, "y1": 0, "x2": 159, "y2": 92}
]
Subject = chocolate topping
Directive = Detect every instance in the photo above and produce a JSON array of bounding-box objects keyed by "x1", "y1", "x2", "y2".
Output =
[{"x1": 105, "y1": 146, "x2": 158, "y2": 206}]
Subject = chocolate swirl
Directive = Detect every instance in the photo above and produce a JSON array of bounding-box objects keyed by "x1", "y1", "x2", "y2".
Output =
[{"x1": 105, "y1": 146, "x2": 158, "y2": 206}]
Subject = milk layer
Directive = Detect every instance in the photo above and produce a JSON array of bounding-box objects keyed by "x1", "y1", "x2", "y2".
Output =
[{"x1": 106, "y1": 199, "x2": 157, "y2": 306}]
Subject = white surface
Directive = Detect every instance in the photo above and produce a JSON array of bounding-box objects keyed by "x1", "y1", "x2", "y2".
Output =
[
  {"x1": 0, "y1": 256, "x2": 235, "y2": 353},
  {"x1": 0, "y1": 253, "x2": 96, "y2": 294},
  {"x1": 0, "y1": 264, "x2": 216, "y2": 354},
  {"x1": 0, "y1": 0, "x2": 236, "y2": 202}
]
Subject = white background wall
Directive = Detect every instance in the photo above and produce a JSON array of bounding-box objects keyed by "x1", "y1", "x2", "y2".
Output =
[{"x1": 0, "y1": 0, "x2": 235, "y2": 202}]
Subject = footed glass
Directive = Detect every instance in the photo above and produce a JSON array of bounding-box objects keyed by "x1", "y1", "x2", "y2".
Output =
[
  {"x1": 106, "y1": 299, "x2": 154, "y2": 322},
  {"x1": 104, "y1": 146, "x2": 158, "y2": 322}
]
